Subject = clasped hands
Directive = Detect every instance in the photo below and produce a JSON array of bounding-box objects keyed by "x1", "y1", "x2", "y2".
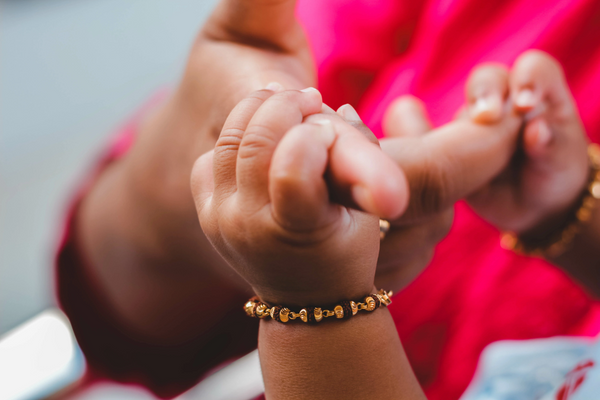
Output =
[
  {"x1": 190, "y1": 54, "x2": 590, "y2": 306},
  {"x1": 178, "y1": 0, "x2": 590, "y2": 305}
]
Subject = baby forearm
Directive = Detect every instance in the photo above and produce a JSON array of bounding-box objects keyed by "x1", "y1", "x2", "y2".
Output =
[{"x1": 259, "y1": 308, "x2": 426, "y2": 400}]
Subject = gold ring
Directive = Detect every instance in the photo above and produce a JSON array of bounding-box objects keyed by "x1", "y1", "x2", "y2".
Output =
[{"x1": 379, "y1": 219, "x2": 391, "y2": 240}]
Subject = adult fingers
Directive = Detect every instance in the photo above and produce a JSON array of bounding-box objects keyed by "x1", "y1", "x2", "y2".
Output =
[
  {"x1": 237, "y1": 88, "x2": 322, "y2": 208},
  {"x1": 306, "y1": 114, "x2": 409, "y2": 219},
  {"x1": 380, "y1": 113, "x2": 522, "y2": 222},
  {"x1": 204, "y1": 0, "x2": 301, "y2": 53},
  {"x1": 212, "y1": 87, "x2": 280, "y2": 203},
  {"x1": 382, "y1": 96, "x2": 433, "y2": 137},
  {"x1": 269, "y1": 121, "x2": 338, "y2": 231},
  {"x1": 512, "y1": 51, "x2": 588, "y2": 175},
  {"x1": 510, "y1": 50, "x2": 573, "y2": 116},
  {"x1": 465, "y1": 63, "x2": 510, "y2": 124}
]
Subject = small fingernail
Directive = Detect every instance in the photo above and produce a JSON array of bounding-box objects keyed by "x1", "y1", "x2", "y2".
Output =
[
  {"x1": 351, "y1": 185, "x2": 376, "y2": 212},
  {"x1": 536, "y1": 119, "x2": 552, "y2": 146},
  {"x1": 314, "y1": 119, "x2": 336, "y2": 143},
  {"x1": 515, "y1": 89, "x2": 536, "y2": 108},
  {"x1": 339, "y1": 104, "x2": 362, "y2": 122},
  {"x1": 265, "y1": 82, "x2": 284, "y2": 92},
  {"x1": 301, "y1": 87, "x2": 319, "y2": 93}
]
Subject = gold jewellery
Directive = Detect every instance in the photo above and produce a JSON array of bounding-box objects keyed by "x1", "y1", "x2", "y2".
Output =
[
  {"x1": 501, "y1": 143, "x2": 600, "y2": 258},
  {"x1": 244, "y1": 289, "x2": 392, "y2": 324},
  {"x1": 379, "y1": 219, "x2": 391, "y2": 240}
]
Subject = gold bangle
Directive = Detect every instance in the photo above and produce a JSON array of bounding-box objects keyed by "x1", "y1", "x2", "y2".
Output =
[
  {"x1": 501, "y1": 143, "x2": 600, "y2": 258},
  {"x1": 244, "y1": 289, "x2": 393, "y2": 323}
]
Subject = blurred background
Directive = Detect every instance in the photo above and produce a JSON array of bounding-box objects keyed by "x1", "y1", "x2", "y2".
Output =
[{"x1": 0, "y1": 0, "x2": 219, "y2": 336}]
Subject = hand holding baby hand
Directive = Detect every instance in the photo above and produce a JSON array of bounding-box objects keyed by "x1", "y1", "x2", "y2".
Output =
[{"x1": 191, "y1": 88, "x2": 408, "y2": 307}]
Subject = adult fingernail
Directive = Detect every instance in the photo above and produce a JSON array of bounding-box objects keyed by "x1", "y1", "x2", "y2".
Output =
[
  {"x1": 314, "y1": 119, "x2": 336, "y2": 143},
  {"x1": 470, "y1": 95, "x2": 502, "y2": 123},
  {"x1": 265, "y1": 82, "x2": 284, "y2": 92},
  {"x1": 339, "y1": 104, "x2": 362, "y2": 122},
  {"x1": 515, "y1": 89, "x2": 536, "y2": 109},
  {"x1": 351, "y1": 185, "x2": 377, "y2": 213},
  {"x1": 301, "y1": 87, "x2": 319, "y2": 93}
]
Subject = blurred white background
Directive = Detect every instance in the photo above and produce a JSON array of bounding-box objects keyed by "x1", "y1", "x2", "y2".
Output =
[{"x1": 0, "y1": 0, "x2": 219, "y2": 335}]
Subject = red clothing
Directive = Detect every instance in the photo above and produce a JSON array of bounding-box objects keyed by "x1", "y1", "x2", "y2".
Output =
[{"x1": 57, "y1": 0, "x2": 600, "y2": 399}]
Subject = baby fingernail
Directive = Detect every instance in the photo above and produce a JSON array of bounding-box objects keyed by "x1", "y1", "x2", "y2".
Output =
[
  {"x1": 515, "y1": 89, "x2": 536, "y2": 108},
  {"x1": 314, "y1": 119, "x2": 336, "y2": 143},
  {"x1": 265, "y1": 82, "x2": 284, "y2": 92},
  {"x1": 339, "y1": 104, "x2": 362, "y2": 122},
  {"x1": 301, "y1": 87, "x2": 319, "y2": 93}
]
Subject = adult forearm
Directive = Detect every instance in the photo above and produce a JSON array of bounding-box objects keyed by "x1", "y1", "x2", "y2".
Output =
[
  {"x1": 259, "y1": 307, "x2": 426, "y2": 400},
  {"x1": 551, "y1": 205, "x2": 600, "y2": 298},
  {"x1": 75, "y1": 100, "x2": 252, "y2": 345}
]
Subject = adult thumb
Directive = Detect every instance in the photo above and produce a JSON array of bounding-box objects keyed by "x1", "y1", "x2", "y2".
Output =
[{"x1": 205, "y1": 0, "x2": 301, "y2": 52}]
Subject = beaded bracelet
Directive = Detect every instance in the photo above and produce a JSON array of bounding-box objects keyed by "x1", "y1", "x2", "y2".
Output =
[
  {"x1": 501, "y1": 143, "x2": 600, "y2": 258},
  {"x1": 244, "y1": 289, "x2": 392, "y2": 323}
]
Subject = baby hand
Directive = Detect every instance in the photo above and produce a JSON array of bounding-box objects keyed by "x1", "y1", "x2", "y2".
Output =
[
  {"x1": 191, "y1": 87, "x2": 408, "y2": 307},
  {"x1": 467, "y1": 50, "x2": 590, "y2": 241}
]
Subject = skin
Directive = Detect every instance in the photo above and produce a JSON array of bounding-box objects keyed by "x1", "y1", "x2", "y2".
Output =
[
  {"x1": 74, "y1": 0, "x2": 520, "y2": 349},
  {"x1": 73, "y1": 0, "x2": 600, "y2": 393},
  {"x1": 191, "y1": 88, "x2": 426, "y2": 399},
  {"x1": 195, "y1": 52, "x2": 599, "y2": 399},
  {"x1": 464, "y1": 51, "x2": 600, "y2": 296}
]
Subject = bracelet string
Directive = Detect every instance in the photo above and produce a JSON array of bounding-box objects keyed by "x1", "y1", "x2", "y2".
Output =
[{"x1": 244, "y1": 289, "x2": 392, "y2": 323}]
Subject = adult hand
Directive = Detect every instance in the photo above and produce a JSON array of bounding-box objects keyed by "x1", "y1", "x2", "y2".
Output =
[
  {"x1": 133, "y1": 0, "x2": 316, "y2": 213},
  {"x1": 76, "y1": 0, "x2": 317, "y2": 344},
  {"x1": 466, "y1": 51, "x2": 590, "y2": 240},
  {"x1": 340, "y1": 93, "x2": 522, "y2": 293}
]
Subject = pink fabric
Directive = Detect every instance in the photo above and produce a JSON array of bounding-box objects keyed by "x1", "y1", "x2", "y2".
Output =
[{"x1": 297, "y1": 0, "x2": 600, "y2": 399}]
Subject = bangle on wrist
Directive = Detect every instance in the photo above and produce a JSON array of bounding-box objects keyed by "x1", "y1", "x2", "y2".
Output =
[
  {"x1": 244, "y1": 289, "x2": 392, "y2": 324},
  {"x1": 501, "y1": 143, "x2": 600, "y2": 258}
]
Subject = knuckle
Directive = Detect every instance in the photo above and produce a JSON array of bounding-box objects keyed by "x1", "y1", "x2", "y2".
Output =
[
  {"x1": 237, "y1": 124, "x2": 279, "y2": 160},
  {"x1": 215, "y1": 127, "x2": 244, "y2": 155},
  {"x1": 411, "y1": 157, "x2": 452, "y2": 216}
]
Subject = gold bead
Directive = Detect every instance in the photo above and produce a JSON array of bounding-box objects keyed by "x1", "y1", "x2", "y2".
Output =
[
  {"x1": 364, "y1": 296, "x2": 376, "y2": 311},
  {"x1": 314, "y1": 308, "x2": 323, "y2": 322},
  {"x1": 591, "y1": 182, "x2": 600, "y2": 199},
  {"x1": 577, "y1": 207, "x2": 592, "y2": 222},
  {"x1": 334, "y1": 305, "x2": 344, "y2": 319},
  {"x1": 350, "y1": 301, "x2": 358, "y2": 315},
  {"x1": 244, "y1": 301, "x2": 257, "y2": 317},
  {"x1": 500, "y1": 232, "x2": 518, "y2": 250},
  {"x1": 299, "y1": 309, "x2": 308, "y2": 323},
  {"x1": 379, "y1": 219, "x2": 391, "y2": 240},
  {"x1": 256, "y1": 303, "x2": 269, "y2": 319},
  {"x1": 279, "y1": 308, "x2": 290, "y2": 323}
]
